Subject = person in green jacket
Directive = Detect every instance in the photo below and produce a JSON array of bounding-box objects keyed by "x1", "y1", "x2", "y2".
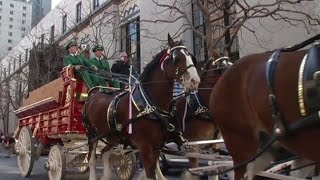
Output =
[
  {"x1": 63, "y1": 40, "x2": 96, "y2": 89},
  {"x1": 90, "y1": 45, "x2": 120, "y2": 88}
]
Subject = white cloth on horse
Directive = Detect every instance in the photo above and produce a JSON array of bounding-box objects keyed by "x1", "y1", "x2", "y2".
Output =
[
  {"x1": 173, "y1": 80, "x2": 184, "y2": 99},
  {"x1": 172, "y1": 80, "x2": 188, "y2": 131}
]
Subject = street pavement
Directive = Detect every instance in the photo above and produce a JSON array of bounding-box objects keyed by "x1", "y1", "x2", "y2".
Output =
[{"x1": 0, "y1": 149, "x2": 184, "y2": 180}]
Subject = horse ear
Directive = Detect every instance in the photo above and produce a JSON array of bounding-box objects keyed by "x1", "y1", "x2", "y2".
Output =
[{"x1": 168, "y1": 33, "x2": 174, "y2": 47}]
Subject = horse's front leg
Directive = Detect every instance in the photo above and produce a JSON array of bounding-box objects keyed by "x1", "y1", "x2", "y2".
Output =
[
  {"x1": 155, "y1": 159, "x2": 166, "y2": 180},
  {"x1": 139, "y1": 146, "x2": 164, "y2": 180},
  {"x1": 88, "y1": 141, "x2": 98, "y2": 180},
  {"x1": 100, "y1": 145, "x2": 114, "y2": 180},
  {"x1": 181, "y1": 157, "x2": 200, "y2": 180}
]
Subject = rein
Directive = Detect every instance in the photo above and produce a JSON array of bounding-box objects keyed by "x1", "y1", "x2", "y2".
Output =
[{"x1": 190, "y1": 136, "x2": 278, "y2": 176}]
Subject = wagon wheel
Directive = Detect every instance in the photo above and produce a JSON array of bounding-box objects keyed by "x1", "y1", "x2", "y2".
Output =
[
  {"x1": 34, "y1": 142, "x2": 43, "y2": 160},
  {"x1": 47, "y1": 145, "x2": 66, "y2": 180},
  {"x1": 16, "y1": 127, "x2": 35, "y2": 177},
  {"x1": 159, "y1": 153, "x2": 169, "y2": 175},
  {"x1": 75, "y1": 154, "x2": 89, "y2": 174},
  {"x1": 110, "y1": 151, "x2": 136, "y2": 180}
]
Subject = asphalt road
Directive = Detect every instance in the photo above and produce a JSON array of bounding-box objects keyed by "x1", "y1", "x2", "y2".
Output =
[{"x1": 0, "y1": 150, "x2": 185, "y2": 180}]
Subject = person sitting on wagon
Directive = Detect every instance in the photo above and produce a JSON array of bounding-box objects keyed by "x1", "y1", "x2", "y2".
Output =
[
  {"x1": 111, "y1": 52, "x2": 130, "y2": 89},
  {"x1": 63, "y1": 40, "x2": 96, "y2": 89},
  {"x1": 90, "y1": 45, "x2": 114, "y2": 87}
]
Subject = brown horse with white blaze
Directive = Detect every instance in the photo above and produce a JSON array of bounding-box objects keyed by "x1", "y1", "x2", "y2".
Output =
[
  {"x1": 84, "y1": 34, "x2": 200, "y2": 180},
  {"x1": 209, "y1": 36, "x2": 320, "y2": 179}
]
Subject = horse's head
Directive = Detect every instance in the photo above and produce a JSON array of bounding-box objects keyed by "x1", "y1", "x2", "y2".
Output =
[
  {"x1": 211, "y1": 56, "x2": 233, "y2": 69},
  {"x1": 195, "y1": 57, "x2": 233, "y2": 83},
  {"x1": 160, "y1": 34, "x2": 200, "y2": 92}
]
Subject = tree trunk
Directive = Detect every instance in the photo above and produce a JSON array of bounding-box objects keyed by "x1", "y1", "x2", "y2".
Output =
[{"x1": 223, "y1": 0, "x2": 231, "y2": 56}]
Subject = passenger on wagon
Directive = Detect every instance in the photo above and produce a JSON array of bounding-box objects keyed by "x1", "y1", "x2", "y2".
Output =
[
  {"x1": 63, "y1": 40, "x2": 96, "y2": 89},
  {"x1": 90, "y1": 45, "x2": 112, "y2": 87},
  {"x1": 111, "y1": 52, "x2": 130, "y2": 88}
]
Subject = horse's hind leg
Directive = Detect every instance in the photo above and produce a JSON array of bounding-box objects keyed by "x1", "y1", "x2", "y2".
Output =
[{"x1": 88, "y1": 141, "x2": 98, "y2": 180}]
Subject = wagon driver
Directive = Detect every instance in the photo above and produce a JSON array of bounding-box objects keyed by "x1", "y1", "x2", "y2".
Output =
[
  {"x1": 63, "y1": 40, "x2": 96, "y2": 89},
  {"x1": 90, "y1": 45, "x2": 116, "y2": 87}
]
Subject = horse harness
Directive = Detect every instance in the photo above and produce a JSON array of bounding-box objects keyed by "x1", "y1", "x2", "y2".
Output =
[
  {"x1": 160, "y1": 45, "x2": 195, "y2": 79},
  {"x1": 107, "y1": 68, "x2": 178, "y2": 135},
  {"x1": 266, "y1": 42, "x2": 320, "y2": 138},
  {"x1": 183, "y1": 57, "x2": 232, "y2": 123}
]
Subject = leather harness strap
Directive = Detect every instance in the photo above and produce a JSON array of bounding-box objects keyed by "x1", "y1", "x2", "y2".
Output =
[{"x1": 266, "y1": 48, "x2": 289, "y2": 137}]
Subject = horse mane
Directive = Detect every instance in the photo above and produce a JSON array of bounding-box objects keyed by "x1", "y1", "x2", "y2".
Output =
[
  {"x1": 140, "y1": 49, "x2": 167, "y2": 82},
  {"x1": 140, "y1": 40, "x2": 185, "y2": 82}
]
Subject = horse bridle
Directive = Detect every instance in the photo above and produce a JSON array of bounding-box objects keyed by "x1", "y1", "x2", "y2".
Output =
[
  {"x1": 199, "y1": 57, "x2": 231, "y2": 78},
  {"x1": 160, "y1": 45, "x2": 196, "y2": 80}
]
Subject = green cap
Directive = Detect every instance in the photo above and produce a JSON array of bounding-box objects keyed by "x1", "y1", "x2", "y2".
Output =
[
  {"x1": 92, "y1": 45, "x2": 104, "y2": 52},
  {"x1": 65, "y1": 40, "x2": 78, "y2": 51}
]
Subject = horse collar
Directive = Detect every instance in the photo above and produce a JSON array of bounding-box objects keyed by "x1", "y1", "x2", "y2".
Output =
[{"x1": 266, "y1": 49, "x2": 289, "y2": 137}]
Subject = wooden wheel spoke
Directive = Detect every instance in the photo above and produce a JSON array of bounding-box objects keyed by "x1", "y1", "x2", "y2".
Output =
[
  {"x1": 48, "y1": 145, "x2": 66, "y2": 180},
  {"x1": 17, "y1": 127, "x2": 34, "y2": 178}
]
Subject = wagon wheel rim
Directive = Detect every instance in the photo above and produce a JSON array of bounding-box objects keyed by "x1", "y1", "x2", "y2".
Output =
[
  {"x1": 17, "y1": 127, "x2": 34, "y2": 177},
  {"x1": 76, "y1": 154, "x2": 89, "y2": 174},
  {"x1": 48, "y1": 145, "x2": 66, "y2": 180},
  {"x1": 111, "y1": 152, "x2": 136, "y2": 180}
]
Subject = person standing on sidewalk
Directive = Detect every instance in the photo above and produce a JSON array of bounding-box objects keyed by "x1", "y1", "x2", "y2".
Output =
[{"x1": 2, "y1": 135, "x2": 15, "y2": 158}]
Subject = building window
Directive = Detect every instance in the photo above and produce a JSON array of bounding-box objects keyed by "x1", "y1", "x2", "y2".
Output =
[
  {"x1": 25, "y1": 48, "x2": 28, "y2": 61},
  {"x1": 22, "y1": 20, "x2": 25, "y2": 24},
  {"x1": 0, "y1": 8, "x2": 2, "y2": 12},
  {"x1": 23, "y1": 6, "x2": 26, "y2": 10},
  {"x1": 8, "y1": 32, "x2": 12, "y2": 36},
  {"x1": 9, "y1": 17, "x2": 13, "y2": 22},
  {"x1": 62, "y1": 14, "x2": 67, "y2": 33},
  {"x1": 41, "y1": 34, "x2": 45, "y2": 46},
  {"x1": 50, "y1": 25, "x2": 55, "y2": 42},
  {"x1": 9, "y1": 25, "x2": 12, "y2": 29},
  {"x1": 22, "y1": 13, "x2": 26, "y2": 17},
  {"x1": 10, "y1": 3, "x2": 14, "y2": 8},
  {"x1": 76, "y1": 2, "x2": 81, "y2": 23},
  {"x1": 120, "y1": 17, "x2": 140, "y2": 72},
  {"x1": 93, "y1": 0, "x2": 99, "y2": 10},
  {"x1": 8, "y1": 47, "x2": 12, "y2": 51},
  {"x1": 21, "y1": 27, "x2": 26, "y2": 31},
  {"x1": 10, "y1": 10, "x2": 13, "y2": 15},
  {"x1": 191, "y1": 1, "x2": 206, "y2": 62},
  {"x1": 21, "y1": 34, "x2": 25, "y2": 38},
  {"x1": 0, "y1": 1, "x2": 2, "y2": 5},
  {"x1": 8, "y1": 39, "x2": 12, "y2": 43},
  {"x1": 0, "y1": 16, "x2": 1, "y2": 20}
]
